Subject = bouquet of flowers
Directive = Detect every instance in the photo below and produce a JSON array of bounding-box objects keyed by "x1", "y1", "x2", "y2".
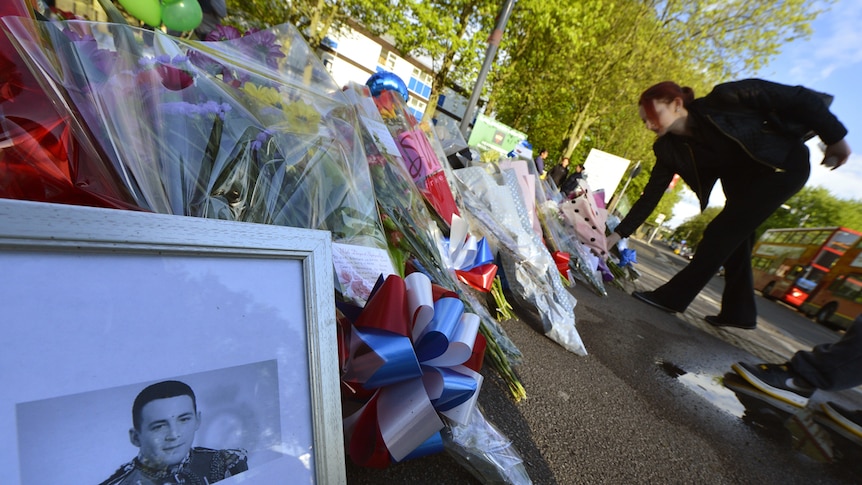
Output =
[
  {"x1": 369, "y1": 87, "x2": 461, "y2": 228},
  {"x1": 0, "y1": 3, "x2": 139, "y2": 210},
  {"x1": 342, "y1": 82, "x2": 525, "y2": 400},
  {"x1": 453, "y1": 162, "x2": 587, "y2": 356},
  {"x1": 537, "y1": 178, "x2": 607, "y2": 295},
  {"x1": 4, "y1": 19, "x2": 394, "y2": 301}
]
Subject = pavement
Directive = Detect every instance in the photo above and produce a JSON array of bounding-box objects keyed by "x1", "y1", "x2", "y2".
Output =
[{"x1": 346, "y1": 237, "x2": 862, "y2": 484}]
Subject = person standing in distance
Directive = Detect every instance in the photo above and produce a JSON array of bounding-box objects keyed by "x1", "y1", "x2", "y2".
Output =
[
  {"x1": 533, "y1": 148, "x2": 549, "y2": 176},
  {"x1": 548, "y1": 156, "x2": 571, "y2": 187},
  {"x1": 606, "y1": 79, "x2": 851, "y2": 329}
]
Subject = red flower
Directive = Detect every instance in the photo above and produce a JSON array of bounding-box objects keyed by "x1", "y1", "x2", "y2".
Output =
[
  {"x1": 155, "y1": 64, "x2": 194, "y2": 91},
  {"x1": 0, "y1": 52, "x2": 23, "y2": 103}
]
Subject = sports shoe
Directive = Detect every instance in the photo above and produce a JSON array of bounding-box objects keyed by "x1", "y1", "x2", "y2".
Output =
[
  {"x1": 821, "y1": 401, "x2": 862, "y2": 439},
  {"x1": 632, "y1": 291, "x2": 680, "y2": 313},
  {"x1": 731, "y1": 362, "x2": 815, "y2": 407},
  {"x1": 705, "y1": 315, "x2": 756, "y2": 330}
]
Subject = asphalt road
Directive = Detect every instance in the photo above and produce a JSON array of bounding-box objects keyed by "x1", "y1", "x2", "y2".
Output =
[{"x1": 347, "y1": 237, "x2": 862, "y2": 484}]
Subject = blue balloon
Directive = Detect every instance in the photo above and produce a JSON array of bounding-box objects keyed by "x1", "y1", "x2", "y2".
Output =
[{"x1": 366, "y1": 71, "x2": 409, "y2": 102}]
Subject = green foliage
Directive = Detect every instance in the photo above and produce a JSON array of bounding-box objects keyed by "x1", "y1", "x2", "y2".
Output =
[
  {"x1": 225, "y1": 0, "x2": 393, "y2": 46},
  {"x1": 384, "y1": 0, "x2": 499, "y2": 119},
  {"x1": 671, "y1": 206, "x2": 722, "y2": 249},
  {"x1": 667, "y1": 185, "x2": 862, "y2": 249},
  {"x1": 757, "y1": 186, "x2": 862, "y2": 239},
  {"x1": 486, "y1": 0, "x2": 824, "y2": 216}
]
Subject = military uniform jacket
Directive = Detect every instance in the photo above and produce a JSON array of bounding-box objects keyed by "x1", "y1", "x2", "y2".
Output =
[{"x1": 100, "y1": 447, "x2": 248, "y2": 485}]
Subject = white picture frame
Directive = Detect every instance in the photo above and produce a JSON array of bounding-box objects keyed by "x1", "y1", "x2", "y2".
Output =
[{"x1": 0, "y1": 199, "x2": 344, "y2": 484}]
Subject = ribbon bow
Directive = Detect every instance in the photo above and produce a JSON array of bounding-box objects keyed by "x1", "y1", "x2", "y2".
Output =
[
  {"x1": 340, "y1": 272, "x2": 484, "y2": 468},
  {"x1": 618, "y1": 248, "x2": 637, "y2": 267},
  {"x1": 552, "y1": 251, "x2": 572, "y2": 280},
  {"x1": 439, "y1": 214, "x2": 498, "y2": 292}
]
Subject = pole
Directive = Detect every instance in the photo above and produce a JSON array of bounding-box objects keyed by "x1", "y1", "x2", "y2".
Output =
[
  {"x1": 459, "y1": 0, "x2": 516, "y2": 136},
  {"x1": 607, "y1": 161, "x2": 641, "y2": 215}
]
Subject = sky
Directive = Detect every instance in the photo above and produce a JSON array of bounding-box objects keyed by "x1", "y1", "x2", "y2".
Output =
[{"x1": 667, "y1": 1, "x2": 862, "y2": 227}]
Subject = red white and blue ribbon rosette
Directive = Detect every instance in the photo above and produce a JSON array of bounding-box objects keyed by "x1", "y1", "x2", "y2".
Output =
[
  {"x1": 340, "y1": 272, "x2": 485, "y2": 468},
  {"x1": 438, "y1": 214, "x2": 498, "y2": 292}
]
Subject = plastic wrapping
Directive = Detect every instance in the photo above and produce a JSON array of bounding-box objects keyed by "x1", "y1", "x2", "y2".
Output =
[
  {"x1": 537, "y1": 178, "x2": 607, "y2": 295},
  {"x1": 342, "y1": 81, "x2": 524, "y2": 391},
  {"x1": 559, "y1": 180, "x2": 609, "y2": 258},
  {"x1": 454, "y1": 164, "x2": 586, "y2": 356},
  {"x1": 431, "y1": 114, "x2": 469, "y2": 157},
  {"x1": 0, "y1": 5, "x2": 139, "y2": 210},
  {"x1": 443, "y1": 405, "x2": 532, "y2": 485},
  {"x1": 368, "y1": 88, "x2": 461, "y2": 227},
  {"x1": 5, "y1": 19, "x2": 395, "y2": 302}
]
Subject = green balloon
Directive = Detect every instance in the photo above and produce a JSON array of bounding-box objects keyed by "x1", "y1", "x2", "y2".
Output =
[
  {"x1": 161, "y1": 0, "x2": 202, "y2": 32},
  {"x1": 117, "y1": 0, "x2": 162, "y2": 27}
]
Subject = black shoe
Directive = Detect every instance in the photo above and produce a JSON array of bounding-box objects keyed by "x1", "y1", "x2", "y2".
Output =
[
  {"x1": 822, "y1": 401, "x2": 862, "y2": 439},
  {"x1": 632, "y1": 291, "x2": 679, "y2": 313},
  {"x1": 731, "y1": 362, "x2": 815, "y2": 407},
  {"x1": 705, "y1": 315, "x2": 756, "y2": 330}
]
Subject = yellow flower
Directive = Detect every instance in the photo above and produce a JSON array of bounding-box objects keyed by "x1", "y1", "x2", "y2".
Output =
[
  {"x1": 281, "y1": 99, "x2": 321, "y2": 135},
  {"x1": 242, "y1": 83, "x2": 281, "y2": 106}
]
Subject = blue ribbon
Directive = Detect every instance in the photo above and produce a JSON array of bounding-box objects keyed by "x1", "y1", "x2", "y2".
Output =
[
  {"x1": 352, "y1": 327, "x2": 422, "y2": 389},
  {"x1": 441, "y1": 235, "x2": 494, "y2": 271},
  {"x1": 423, "y1": 366, "x2": 479, "y2": 411},
  {"x1": 414, "y1": 297, "x2": 464, "y2": 362},
  {"x1": 619, "y1": 248, "x2": 637, "y2": 267},
  {"x1": 397, "y1": 432, "x2": 443, "y2": 462}
]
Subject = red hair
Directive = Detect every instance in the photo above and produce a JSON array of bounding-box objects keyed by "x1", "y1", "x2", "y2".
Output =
[{"x1": 638, "y1": 81, "x2": 695, "y2": 126}]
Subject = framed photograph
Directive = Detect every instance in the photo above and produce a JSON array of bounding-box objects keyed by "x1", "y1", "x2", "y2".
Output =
[{"x1": 0, "y1": 199, "x2": 345, "y2": 484}]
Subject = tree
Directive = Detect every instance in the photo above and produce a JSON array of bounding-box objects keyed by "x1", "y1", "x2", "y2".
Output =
[
  {"x1": 488, "y1": 0, "x2": 824, "y2": 189},
  {"x1": 225, "y1": 0, "x2": 393, "y2": 47},
  {"x1": 672, "y1": 206, "x2": 722, "y2": 249},
  {"x1": 383, "y1": 0, "x2": 499, "y2": 121},
  {"x1": 757, "y1": 186, "x2": 862, "y2": 239}
]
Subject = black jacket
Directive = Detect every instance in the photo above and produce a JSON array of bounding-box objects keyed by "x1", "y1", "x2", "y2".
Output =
[
  {"x1": 615, "y1": 79, "x2": 847, "y2": 238},
  {"x1": 548, "y1": 164, "x2": 569, "y2": 187}
]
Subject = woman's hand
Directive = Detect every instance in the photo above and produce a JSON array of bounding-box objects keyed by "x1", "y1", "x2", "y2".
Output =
[
  {"x1": 822, "y1": 139, "x2": 851, "y2": 170},
  {"x1": 605, "y1": 232, "x2": 622, "y2": 252}
]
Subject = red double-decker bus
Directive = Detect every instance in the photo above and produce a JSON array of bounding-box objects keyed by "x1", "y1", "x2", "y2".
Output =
[
  {"x1": 752, "y1": 226, "x2": 862, "y2": 310},
  {"x1": 798, "y1": 237, "x2": 862, "y2": 330}
]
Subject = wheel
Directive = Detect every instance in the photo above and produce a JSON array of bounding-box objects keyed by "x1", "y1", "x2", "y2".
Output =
[
  {"x1": 815, "y1": 302, "x2": 838, "y2": 326},
  {"x1": 761, "y1": 282, "x2": 776, "y2": 300}
]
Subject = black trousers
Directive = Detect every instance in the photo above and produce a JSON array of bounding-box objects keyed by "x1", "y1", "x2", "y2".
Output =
[
  {"x1": 792, "y1": 315, "x2": 862, "y2": 390},
  {"x1": 649, "y1": 143, "x2": 810, "y2": 322}
]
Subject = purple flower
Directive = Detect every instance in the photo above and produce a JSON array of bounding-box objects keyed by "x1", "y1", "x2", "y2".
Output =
[
  {"x1": 251, "y1": 129, "x2": 273, "y2": 151},
  {"x1": 160, "y1": 101, "x2": 231, "y2": 118},
  {"x1": 188, "y1": 50, "x2": 225, "y2": 77},
  {"x1": 62, "y1": 28, "x2": 118, "y2": 84},
  {"x1": 205, "y1": 25, "x2": 242, "y2": 42},
  {"x1": 597, "y1": 258, "x2": 614, "y2": 282},
  {"x1": 240, "y1": 29, "x2": 285, "y2": 68}
]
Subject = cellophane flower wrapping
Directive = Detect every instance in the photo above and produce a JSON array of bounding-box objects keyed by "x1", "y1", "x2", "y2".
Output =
[
  {"x1": 603, "y1": 214, "x2": 640, "y2": 284},
  {"x1": 429, "y1": 113, "x2": 469, "y2": 160},
  {"x1": 342, "y1": 82, "x2": 525, "y2": 397},
  {"x1": 453, "y1": 163, "x2": 587, "y2": 356},
  {"x1": 537, "y1": 177, "x2": 607, "y2": 296},
  {"x1": 4, "y1": 19, "x2": 394, "y2": 302},
  {"x1": 559, "y1": 179, "x2": 608, "y2": 259},
  {"x1": 0, "y1": 4, "x2": 139, "y2": 210},
  {"x1": 443, "y1": 405, "x2": 531, "y2": 485},
  {"x1": 367, "y1": 88, "x2": 462, "y2": 228}
]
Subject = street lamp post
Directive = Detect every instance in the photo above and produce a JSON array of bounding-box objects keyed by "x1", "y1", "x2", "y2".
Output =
[
  {"x1": 607, "y1": 161, "x2": 641, "y2": 215},
  {"x1": 459, "y1": 0, "x2": 516, "y2": 136}
]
